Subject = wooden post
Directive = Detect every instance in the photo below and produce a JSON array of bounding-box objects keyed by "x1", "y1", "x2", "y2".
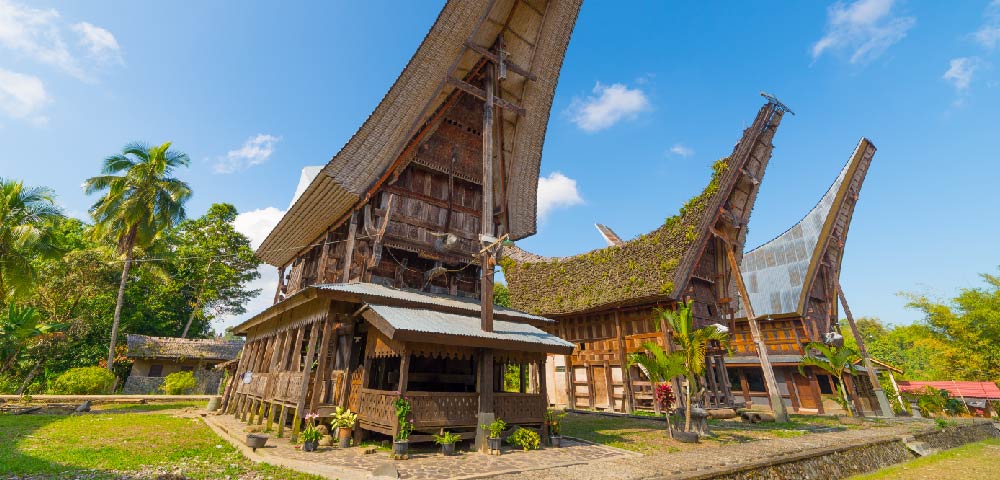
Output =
[
  {"x1": 309, "y1": 318, "x2": 334, "y2": 412},
  {"x1": 564, "y1": 355, "x2": 575, "y2": 409},
  {"x1": 480, "y1": 63, "x2": 496, "y2": 334},
  {"x1": 341, "y1": 211, "x2": 358, "y2": 283},
  {"x1": 339, "y1": 322, "x2": 357, "y2": 408},
  {"x1": 292, "y1": 321, "x2": 321, "y2": 439},
  {"x1": 277, "y1": 404, "x2": 288, "y2": 438},
  {"x1": 615, "y1": 312, "x2": 635, "y2": 413},
  {"x1": 274, "y1": 266, "x2": 285, "y2": 303},
  {"x1": 476, "y1": 349, "x2": 495, "y2": 452},
  {"x1": 398, "y1": 352, "x2": 411, "y2": 396},
  {"x1": 290, "y1": 327, "x2": 305, "y2": 372},
  {"x1": 837, "y1": 283, "x2": 894, "y2": 417},
  {"x1": 724, "y1": 246, "x2": 789, "y2": 422}
]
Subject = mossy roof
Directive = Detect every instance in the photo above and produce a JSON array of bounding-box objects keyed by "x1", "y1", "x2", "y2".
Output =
[{"x1": 501, "y1": 158, "x2": 729, "y2": 316}]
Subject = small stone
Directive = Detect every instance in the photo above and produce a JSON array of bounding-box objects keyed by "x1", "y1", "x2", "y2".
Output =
[
  {"x1": 317, "y1": 424, "x2": 330, "y2": 436},
  {"x1": 318, "y1": 435, "x2": 334, "y2": 447}
]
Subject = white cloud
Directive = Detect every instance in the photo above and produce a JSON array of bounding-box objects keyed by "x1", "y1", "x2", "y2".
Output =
[
  {"x1": 0, "y1": 0, "x2": 120, "y2": 81},
  {"x1": 217, "y1": 206, "x2": 286, "y2": 331},
  {"x1": 943, "y1": 57, "x2": 978, "y2": 91},
  {"x1": 214, "y1": 134, "x2": 281, "y2": 174},
  {"x1": 566, "y1": 82, "x2": 649, "y2": 132},
  {"x1": 973, "y1": 0, "x2": 1000, "y2": 50},
  {"x1": 537, "y1": 172, "x2": 583, "y2": 221},
  {"x1": 0, "y1": 68, "x2": 50, "y2": 125},
  {"x1": 669, "y1": 143, "x2": 694, "y2": 158},
  {"x1": 71, "y1": 21, "x2": 121, "y2": 64},
  {"x1": 811, "y1": 0, "x2": 915, "y2": 64}
]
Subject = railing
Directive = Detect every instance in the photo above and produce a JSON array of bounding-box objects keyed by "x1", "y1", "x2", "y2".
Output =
[
  {"x1": 358, "y1": 388, "x2": 398, "y2": 432},
  {"x1": 357, "y1": 390, "x2": 539, "y2": 431},
  {"x1": 495, "y1": 393, "x2": 546, "y2": 424},
  {"x1": 410, "y1": 391, "x2": 479, "y2": 429}
]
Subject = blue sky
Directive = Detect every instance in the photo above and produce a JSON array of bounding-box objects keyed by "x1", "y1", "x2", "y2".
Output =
[{"x1": 2, "y1": 0, "x2": 999, "y2": 331}]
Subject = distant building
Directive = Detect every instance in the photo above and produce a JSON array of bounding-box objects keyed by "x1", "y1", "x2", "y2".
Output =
[
  {"x1": 123, "y1": 334, "x2": 243, "y2": 394},
  {"x1": 897, "y1": 381, "x2": 1000, "y2": 418}
]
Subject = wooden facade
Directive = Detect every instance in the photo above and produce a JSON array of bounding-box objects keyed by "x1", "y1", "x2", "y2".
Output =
[
  {"x1": 223, "y1": 0, "x2": 584, "y2": 442},
  {"x1": 505, "y1": 97, "x2": 791, "y2": 414},
  {"x1": 727, "y1": 138, "x2": 889, "y2": 416}
]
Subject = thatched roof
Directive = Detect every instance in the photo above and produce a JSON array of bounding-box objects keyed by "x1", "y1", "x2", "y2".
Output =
[
  {"x1": 738, "y1": 138, "x2": 876, "y2": 318},
  {"x1": 126, "y1": 334, "x2": 243, "y2": 361},
  {"x1": 257, "y1": 0, "x2": 583, "y2": 267},
  {"x1": 502, "y1": 100, "x2": 787, "y2": 315}
]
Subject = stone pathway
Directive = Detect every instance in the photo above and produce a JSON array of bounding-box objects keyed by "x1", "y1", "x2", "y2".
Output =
[{"x1": 204, "y1": 413, "x2": 637, "y2": 480}]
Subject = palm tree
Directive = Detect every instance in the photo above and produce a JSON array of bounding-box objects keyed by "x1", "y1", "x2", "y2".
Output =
[
  {"x1": 0, "y1": 179, "x2": 63, "y2": 305},
  {"x1": 84, "y1": 142, "x2": 191, "y2": 371},
  {"x1": 627, "y1": 341, "x2": 685, "y2": 434},
  {"x1": 799, "y1": 342, "x2": 860, "y2": 416},
  {"x1": 656, "y1": 299, "x2": 730, "y2": 432}
]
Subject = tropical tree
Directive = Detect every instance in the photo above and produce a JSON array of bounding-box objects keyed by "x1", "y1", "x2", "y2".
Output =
[
  {"x1": 799, "y1": 342, "x2": 860, "y2": 416},
  {"x1": 0, "y1": 178, "x2": 63, "y2": 304},
  {"x1": 168, "y1": 203, "x2": 260, "y2": 338},
  {"x1": 0, "y1": 304, "x2": 53, "y2": 375},
  {"x1": 83, "y1": 142, "x2": 191, "y2": 371},
  {"x1": 627, "y1": 341, "x2": 684, "y2": 434},
  {"x1": 655, "y1": 299, "x2": 730, "y2": 432}
]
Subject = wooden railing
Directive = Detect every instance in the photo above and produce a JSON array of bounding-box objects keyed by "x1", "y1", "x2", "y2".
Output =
[
  {"x1": 410, "y1": 391, "x2": 479, "y2": 429},
  {"x1": 355, "y1": 390, "x2": 540, "y2": 432},
  {"x1": 358, "y1": 388, "x2": 398, "y2": 433},
  {"x1": 495, "y1": 393, "x2": 546, "y2": 424}
]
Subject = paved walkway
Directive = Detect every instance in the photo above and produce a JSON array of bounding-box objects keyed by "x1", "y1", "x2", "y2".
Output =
[{"x1": 204, "y1": 412, "x2": 638, "y2": 480}]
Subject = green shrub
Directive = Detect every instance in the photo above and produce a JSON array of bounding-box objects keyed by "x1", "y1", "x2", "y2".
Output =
[
  {"x1": 506, "y1": 427, "x2": 540, "y2": 451},
  {"x1": 0, "y1": 374, "x2": 19, "y2": 394},
  {"x1": 161, "y1": 371, "x2": 198, "y2": 395},
  {"x1": 48, "y1": 367, "x2": 115, "y2": 394}
]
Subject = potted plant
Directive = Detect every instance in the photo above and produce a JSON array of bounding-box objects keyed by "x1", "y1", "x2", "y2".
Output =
[
  {"x1": 545, "y1": 410, "x2": 566, "y2": 447},
  {"x1": 432, "y1": 430, "x2": 461, "y2": 456},
  {"x1": 481, "y1": 418, "x2": 506, "y2": 453},
  {"x1": 332, "y1": 406, "x2": 358, "y2": 448},
  {"x1": 392, "y1": 397, "x2": 413, "y2": 458},
  {"x1": 300, "y1": 412, "x2": 322, "y2": 452}
]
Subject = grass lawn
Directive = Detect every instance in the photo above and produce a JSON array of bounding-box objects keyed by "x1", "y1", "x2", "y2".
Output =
[
  {"x1": 850, "y1": 438, "x2": 1000, "y2": 480},
  {"x1": 559, "y1": 411, "x2": 857, "y2": 455},
  {"x1": 90, "y1": 400, "x2": 204, "y2": 412},
  {"x1": 0, "y1": 411, "x2": 322, "y2": 479}
]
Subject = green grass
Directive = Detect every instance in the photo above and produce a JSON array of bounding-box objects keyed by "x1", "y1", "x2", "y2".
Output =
[
  {"x1": 850, "y1": 438, "x2": 1000, "y2": 479},
  {"x1": 0, "y1": 412, "x2": 321, "y2": 479},
  {"x1": 90, "y1": 400, "x2": 203, "y2": 412}
]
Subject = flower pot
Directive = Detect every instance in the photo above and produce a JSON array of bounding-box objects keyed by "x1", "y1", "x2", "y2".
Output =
[
  {"x1": 550, "y1": 435, "x2": 562, "y2": 448},
  {"x1": 487, "y1": 437, "x2": 502, "y2": 452},
  {"x1": 393, "y1": 440, "x2": 409, "y2": 457},
  {"x1": 441, "y1": 442, "x2": 456, "y2": 456},
  {"x1": 338, "y1": 427, "x2": 352, "y2": 448},
  {"x1": 245, "y1": 434, "x2": 268, "y2": 452},
  {"x1": 303, "y1": 440, "x2": 319, "y2": 452}
]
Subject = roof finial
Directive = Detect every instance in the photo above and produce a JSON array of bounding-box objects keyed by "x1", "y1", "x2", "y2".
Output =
[{"x1": 760, "y1": 91, "x2": 794, "y2": 115}]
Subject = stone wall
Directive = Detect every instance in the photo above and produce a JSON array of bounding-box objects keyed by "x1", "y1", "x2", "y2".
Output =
[
  {"x1": 699, "y1": 422, "x2": 999, "y2": 480},
  {"x1": 123, "y1": 370, "x2": 224, "y2": 395}
]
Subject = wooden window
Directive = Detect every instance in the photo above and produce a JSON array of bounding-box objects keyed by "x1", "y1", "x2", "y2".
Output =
[
  {"x1": 148, "y1": 364, "x2": 163, "y2": 377},
  {"x1": 745, "y1": 368, "x2": 766, "y2": 393}
]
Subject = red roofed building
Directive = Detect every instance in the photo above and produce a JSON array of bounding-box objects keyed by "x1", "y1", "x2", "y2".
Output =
[{"x1": 897, "y1": 381, "x2": 1000, "y2": 417}]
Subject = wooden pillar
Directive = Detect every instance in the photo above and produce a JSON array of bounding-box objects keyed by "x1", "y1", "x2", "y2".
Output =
[
  {"x1": 309, "y1": 318, "x2": 335, "y2": 412},
  {"x1": 724, "y1": 246, "x2": 789, "y2": 422},
  {"x1": 837, "y1": 283, "x2": 893, "y2": 417},
  {"x1": 339, "y1": 322, "x2": 357, "y2": 408},
  {"x1": 615, "y1": 312, "x2": 635, "y2": 413},
  {"x1": 290, "y1": 326, "x2": 305, "y2": 372},
  {"x1": 341, "y1": 211, "x2": 358, "y2": 283},
  {"x1": 480, "y1": 63, "x2": 496, "y2": 334},
  {"x1": 274, "y1": 266, "x2": 285, "y2": 303},
  {"x1": 292, "y1": 321, "x2": 321, "y2": 439},
  {"x1": 398, "y1": 352, "x2": 411, "y2": 395},
  {"x1": 538, "y1": 358, "x2": 548, "y2": 404},
  {"x1": 277, "y1": 404, "x2": 288, "y2": 438}
]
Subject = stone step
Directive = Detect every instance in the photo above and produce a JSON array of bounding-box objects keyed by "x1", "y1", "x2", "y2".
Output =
[{"x1": 901, "y1": 436, "x2": 939, "y2": 457}]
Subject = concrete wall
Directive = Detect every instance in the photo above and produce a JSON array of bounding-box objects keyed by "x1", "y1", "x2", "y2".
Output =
[{"x1": 123, "y1": 369, "x2": 225, "y2": 395}]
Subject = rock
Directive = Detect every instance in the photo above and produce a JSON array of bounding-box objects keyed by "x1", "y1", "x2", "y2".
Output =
[
  {"x1": 75, "y1": 401, "x2": 91, "y2": 413},
  {"x1": 368, "y1": 463, "x2": 399, "y2": 480},
  {"x1": 316, "y1": 424, "x2": 330, "y2": 436},
  {"x1": 318, "y1": 435, "x2": 334, "y2": 447}
]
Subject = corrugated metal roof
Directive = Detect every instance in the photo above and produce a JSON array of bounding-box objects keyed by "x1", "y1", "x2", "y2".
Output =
[
  {"x1": 315, "y1": 282, "x2": 551, "y2": 323},
  {"x1": 363, "y1": 304, "x2": 574, "y2": 352},
  {"x1": 897, "y1": 381, "x2": 1000, "y2": 400}
]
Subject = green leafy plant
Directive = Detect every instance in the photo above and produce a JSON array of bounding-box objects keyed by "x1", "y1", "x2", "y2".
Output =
[
  {"x1": 301, "y1": 412, "x2": 322, "y2": 443},
  {"x1": 481, "y1": 418, "x2": 507, "y2": 439},
  {"x1": 393, "y1": 396, "x2": 413, "y2": 442},
  {"x1": 332, "y1": 406, "x2": 358, "y2": 429},
  {"x1": 544, "y1": 410, "x2": 566, "y2": 437},
  {"x1": 799, "y1": 342, "x2": 860, "y2": 416},
  {"x1": 48, "y1": 366, "x2": 115, "y2": 394},
  {"x1": 934, "y1": 418, "x2": 956, "y2": 429},
  {"x1": 506, "y1": 427, "x2": 540, "y2": 451},
  {"x1": 432, "y1": 430, "x2": 461, "y2": 445},
  {"x1": 160, "y1": 371, "x2": 197, "y2": 395}
]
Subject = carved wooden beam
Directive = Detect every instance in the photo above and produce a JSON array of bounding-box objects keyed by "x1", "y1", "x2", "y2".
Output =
[
  {"x1": 447, "y1": 76, "x2": 526, "y2": 116},
  {"x1": 464, "y1": 41, "x2": 536, "y2": 81}
]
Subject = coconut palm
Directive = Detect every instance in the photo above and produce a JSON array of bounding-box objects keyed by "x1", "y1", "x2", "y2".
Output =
[
  {"x1": 799, "y1": 342, "x2": 860, "y2": 416},
  {"x1": 656, "y1": 299, "x2": 730, "y2": 432},
  {"x1": 84, "y1": 142, "x2": 191, "y2": 371},
  {"x1": 627, "y1": 341, "x2": 684, "y2": 434},
  {"x1": 0, "y1": 178, "x2": 63, "y2": 305}
]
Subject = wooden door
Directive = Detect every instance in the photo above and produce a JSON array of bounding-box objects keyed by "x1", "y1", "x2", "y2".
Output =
[
  {"x1": 592, "y1": 365, "x2": 610, "y2": 409},
  {"x1": 794, "y1": 371, "x2": 820, "y2": 411}
]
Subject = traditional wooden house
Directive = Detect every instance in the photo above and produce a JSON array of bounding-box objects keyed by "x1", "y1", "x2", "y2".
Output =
[
  {"x1": 502, "y1": 97, "x2": 790, "y2": 414},
  {"x1": 123, "y1": 334, "x2": 242, "y2": 394},
  {"x1": 726, "y1": 138, "x2": 892, "y2": 416},
  {"x1": 222, "y1": 0, "x2": 582, "y2": 443}
]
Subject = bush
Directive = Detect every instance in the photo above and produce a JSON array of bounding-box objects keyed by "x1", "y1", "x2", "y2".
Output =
[
  {"x1": 0, "y1": 374, "x2": 19, "y2": 394},
  {"x1": 161, "y1": 371, "x2": 197, "y2": 395},
  {"x1": 48, "y1": 367, "x2": 115, "y2": 394},
  {"x1": 506, "y1": 427, "x2": 540, "y2": 451}
]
